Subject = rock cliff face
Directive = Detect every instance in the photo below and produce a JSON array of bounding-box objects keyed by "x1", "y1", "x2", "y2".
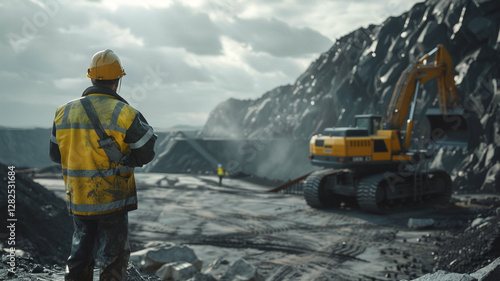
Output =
[{"x1": 200, "y1": 0, "x2": 500, "y2": 187}]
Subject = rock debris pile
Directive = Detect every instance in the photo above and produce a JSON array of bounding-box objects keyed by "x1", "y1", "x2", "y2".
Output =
[
  {"x1": 0, "y1": 163, "x2": 72, "y2": 266},
  {"x1": 434, "y1": 213, "x2": 500, "y2": 274},
  {"x1": 130, "y1": 244, "x2": 264, "y2": 281},
  {"x1": 1, "y1": 244, "x2": 265, "y2": 281}
]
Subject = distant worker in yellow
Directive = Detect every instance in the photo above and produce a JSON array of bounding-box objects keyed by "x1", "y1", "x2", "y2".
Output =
[
  {"x1": 50, "y1": 49, "x2": 157, "y2": 281},
  {"x1": 217, "y1": 163, "x2": 225, "y2": 186}
]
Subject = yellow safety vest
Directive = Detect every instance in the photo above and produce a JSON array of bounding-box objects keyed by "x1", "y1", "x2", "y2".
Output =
[
  {"x1": 217, "y1": 167, "x2": 224, "y2": 176},
  {"x1": 53, "y1": 93, "x2": 141, "y2": 217}
]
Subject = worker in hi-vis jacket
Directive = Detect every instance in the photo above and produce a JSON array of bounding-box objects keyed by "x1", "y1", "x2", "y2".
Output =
[
  {"x1": 50, "y1": 49, "x2": 157, "y2": 281},
  {"x1": 217, "y1": 163, "x2": 225, "y2": 186}
]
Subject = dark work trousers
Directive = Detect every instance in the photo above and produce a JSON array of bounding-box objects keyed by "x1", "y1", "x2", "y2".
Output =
[{"x1": 65, "y1": 213, "x2": 130, "y2": 281}]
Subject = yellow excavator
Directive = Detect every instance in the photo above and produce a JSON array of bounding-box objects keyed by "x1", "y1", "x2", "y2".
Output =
[{"x1": 304, "y1": 44, "x2": 477, "y2": 213}]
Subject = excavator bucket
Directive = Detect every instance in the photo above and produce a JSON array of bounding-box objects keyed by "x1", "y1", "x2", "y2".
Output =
[{"x1": 425, "y1": 108, "x2": 481, "y2": 151}]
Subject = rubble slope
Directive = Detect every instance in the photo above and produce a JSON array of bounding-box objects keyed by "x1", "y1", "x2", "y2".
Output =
[{"x1": 0, "y1": 163, "x2": 72, "y2": 266}]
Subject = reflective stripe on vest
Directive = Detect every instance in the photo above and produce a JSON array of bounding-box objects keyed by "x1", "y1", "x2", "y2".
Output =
[
  {"x1": 63, "y1": 166, "x2": 134, "y2": 178},
  {"x1": 56, "y1": 122, "x2": 127, "y2": 134},
  {"x1": 129, "y1": 128, "x2": 155, "y2": 149},
  {"x1": 69, "y1": 196, "x2": 138, "y2": 214}
]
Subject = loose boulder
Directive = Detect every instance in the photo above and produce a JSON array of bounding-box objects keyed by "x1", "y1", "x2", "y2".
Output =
[
  {"x1": 471, "y1": 257, "x2": 500, "y2": 281},
  {"x1": 408, "y1": 218, "x2": 436, "y2": 230},
  {"x1": 187, "y1": 273, "x2": 218, "y2": 281},
  {"x1": 155, "y1": 262, "x2": 198, "y2": 281},
  {"x1": 141, "y1": 245, "x2": 203, "y2": 274},
  {"x1": 220, "y1": 259, "x2": 264, "y2": 281}
]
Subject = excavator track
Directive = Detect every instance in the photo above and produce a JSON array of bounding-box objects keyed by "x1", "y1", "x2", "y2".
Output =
[
  {"x1": 357, "y1": 169, "x2": 453, "y2": 213},
  {"x1": 304, "y1": 168, "x2": 453, "y2": 213},
  {"x1": 426, "y1": 169, "x2": 453, "y2": 205},
  {"x1": 303, "y1": 169, "x2": 340, "y2": 209},
  {"x1": 357, "y1": 173, "x2": 391, "y2": 213}
]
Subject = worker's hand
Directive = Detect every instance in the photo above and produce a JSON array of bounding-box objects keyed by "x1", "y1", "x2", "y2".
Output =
[
  {"x1": 118, "y1": 153, "x2": 132, "y2": 166},
  {"x1": 120, "y1": 153, "x2": 144, "y2": 168}
]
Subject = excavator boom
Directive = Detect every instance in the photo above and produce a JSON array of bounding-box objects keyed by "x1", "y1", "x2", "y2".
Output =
[{"x1": 385, "y1": 44, "x2": 473, "y2": 151}]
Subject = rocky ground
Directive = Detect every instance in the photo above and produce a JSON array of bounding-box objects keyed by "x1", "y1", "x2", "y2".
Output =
[{"x1": 2, "y1": 169, "x2": 500, "y2": 281}]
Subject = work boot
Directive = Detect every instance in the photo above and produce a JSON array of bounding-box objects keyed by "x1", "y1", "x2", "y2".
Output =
[{"x1": 64, "y1": 263, "x2": 94, "y2": 281}]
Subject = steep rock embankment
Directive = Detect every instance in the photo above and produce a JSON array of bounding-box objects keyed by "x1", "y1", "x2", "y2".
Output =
[{"x1": 199, "y1": 0, "x2": 500, "y2": 186}]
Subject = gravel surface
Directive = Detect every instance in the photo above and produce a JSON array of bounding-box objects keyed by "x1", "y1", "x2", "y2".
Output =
[{"x1": 1, "y1": 172, "x2": 499, "y2": 281}]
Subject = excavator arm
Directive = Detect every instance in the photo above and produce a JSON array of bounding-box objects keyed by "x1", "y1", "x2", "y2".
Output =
[{"x1": 385, "y1": 45, "x2": 462, "y2": 151}]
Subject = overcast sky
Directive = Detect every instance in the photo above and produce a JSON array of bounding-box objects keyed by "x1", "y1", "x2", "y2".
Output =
[{"x1": 0, "y1": 0, "x2": 422, "y2": 130}]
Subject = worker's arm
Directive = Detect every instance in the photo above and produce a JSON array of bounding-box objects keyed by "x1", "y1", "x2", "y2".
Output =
[
  {"x1": 124, "y1": 111, "x2": 157, "y2": 167},
  {"x1": 49, "y1": 123, "x2": 62, "y2": 164}
]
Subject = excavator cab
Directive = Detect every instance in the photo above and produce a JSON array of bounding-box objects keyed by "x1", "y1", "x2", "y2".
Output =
[{"x1": 355, "y1": 115, "x2": 382, "y2": 135}]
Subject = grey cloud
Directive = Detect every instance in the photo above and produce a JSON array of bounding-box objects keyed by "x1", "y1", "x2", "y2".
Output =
[
  {"x1": 0, "y1": 1, "x2": 343, "y2": 129},
  {"x1": 225, "y1": 17, "x2": 332, "y2": 57},
  {"x1": 110, "y1": 4, "x2": 223, "y2": 55},
  {"x1": 119, "y1": 47, "x2": 212, "y2": 85},
  {"x1": 1, "y1": 2, "x2": 92, "y2": 78},
  {"x1": 1, "y1": 2, "x2": 213, "y2": 85}
]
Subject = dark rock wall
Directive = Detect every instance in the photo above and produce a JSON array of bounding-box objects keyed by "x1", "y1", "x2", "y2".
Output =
[{"x1": 199, "y1": 0, "x2": 500, "y2": 187}]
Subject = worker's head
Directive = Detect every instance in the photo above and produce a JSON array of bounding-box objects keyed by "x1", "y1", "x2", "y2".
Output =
[
  {"x1": 87, "y1": 49, "x2": 126, "y2": 90},
  {"x1": 218, "y1": 164, "x2": 222, "y2": 168}
]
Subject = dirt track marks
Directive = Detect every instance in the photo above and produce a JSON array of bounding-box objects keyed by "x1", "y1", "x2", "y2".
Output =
[{"x1": 129, "y1": 178, "x2": 441, "y2": 280}]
